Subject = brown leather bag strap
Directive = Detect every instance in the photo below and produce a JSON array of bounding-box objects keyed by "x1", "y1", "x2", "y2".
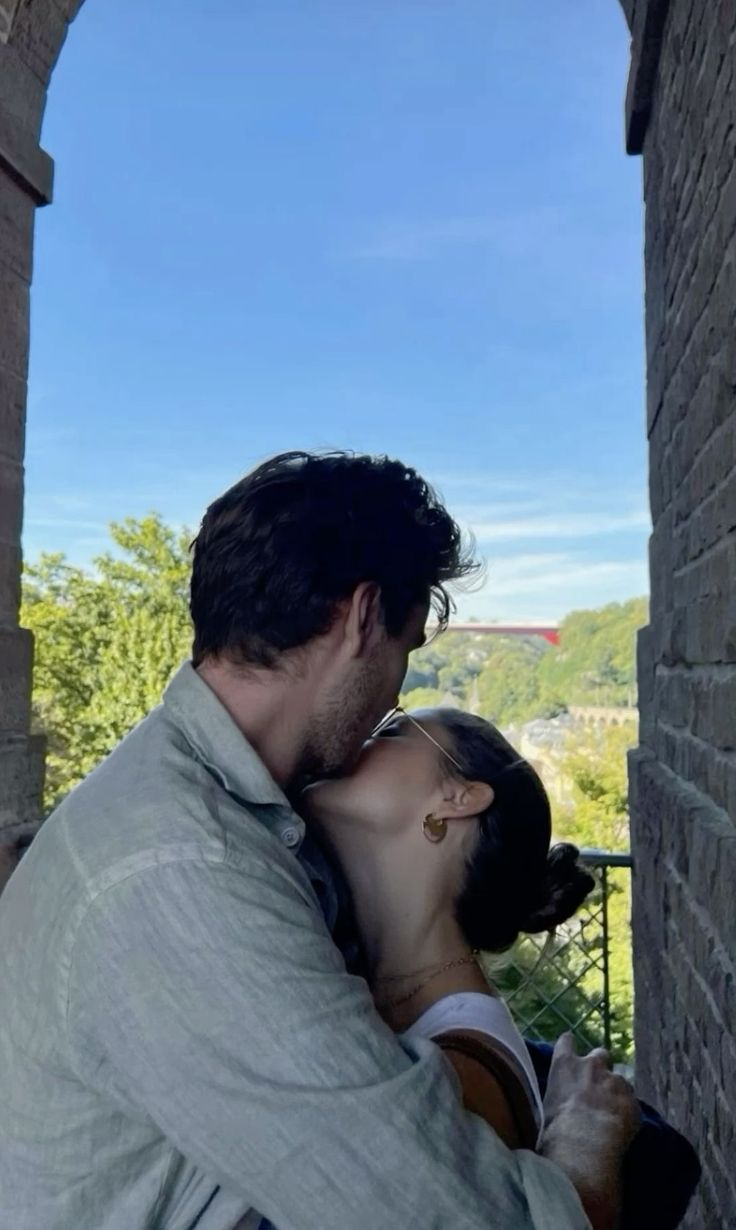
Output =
[{"x1": 437, "y1": 1030, "x2": 539, "y2": 1150}]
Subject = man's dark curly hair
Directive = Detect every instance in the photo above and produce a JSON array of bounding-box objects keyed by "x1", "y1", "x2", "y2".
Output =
[{"x1": 190, "y1": 450, "x2": 478, "y2": 668}]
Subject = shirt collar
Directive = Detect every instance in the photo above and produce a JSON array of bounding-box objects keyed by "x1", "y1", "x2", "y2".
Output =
[{"x1": 163, "y1": 661, "x2": 292, "y2": 808}]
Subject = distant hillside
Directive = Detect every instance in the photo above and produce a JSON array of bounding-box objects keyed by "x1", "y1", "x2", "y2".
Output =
[{"x1": 400, "y1": 597, "x2": 648, "y2": 728}]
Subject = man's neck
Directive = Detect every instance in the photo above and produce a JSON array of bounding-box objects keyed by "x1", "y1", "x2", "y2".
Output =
[{"x1": 196, "y1": 657, "x2": 309, "y2": 788}]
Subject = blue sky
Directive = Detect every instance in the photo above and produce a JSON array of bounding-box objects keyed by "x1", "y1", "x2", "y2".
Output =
[{"x1": 24, "y1": 0, "x2": 648, "y2": 622}]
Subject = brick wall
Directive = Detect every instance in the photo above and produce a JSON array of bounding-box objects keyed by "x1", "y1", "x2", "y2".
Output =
[{"x1": 626, "y1": 1, "x2": 736, "y2": 1224}]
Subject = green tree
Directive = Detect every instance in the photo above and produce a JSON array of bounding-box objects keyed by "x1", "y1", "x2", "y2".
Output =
[
  {"x1": 537, "y1": 598, "x2": 647, "y2": 711},
  {"x1": 398, "y1": 600, "x2": 646, "y2": 731},
  {"x1": 474, "y1": 638, "x2": 545, "y2": 727},
  {"x1": 22, "y1": 515, "x2": 193, "y2": 809},
  {"x1": 556, "y1": 720, "x2": 638, "y2": 1059},
  {"x1": 490, "y1": 723, "x2": 637, "y2": 1064},
  {"x1": 399, "y1": 686, "x2": 448, "y2": 710}
]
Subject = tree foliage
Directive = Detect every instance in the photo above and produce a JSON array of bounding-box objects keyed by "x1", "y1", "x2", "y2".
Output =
[
  {"x1": 488, "y1": 723, "x2": 638, "y2": 1063},
  {"x1": 555, "y1": 721, "x2": 637, "y2": 1059},
  {"x1": 537, "y1": 599, "x2": 647, "y2": 713},
  {"x1": 400, "y1": 597, "x2": 647, "y2": 728},
  {"x1": 22, "y1": 515, "x2": 193, "y2": 809}
]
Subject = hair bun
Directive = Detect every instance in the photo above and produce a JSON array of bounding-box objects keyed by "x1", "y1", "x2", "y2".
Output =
[{"x1": 520, "y1": 843, "x2": 595, "y2": 934}]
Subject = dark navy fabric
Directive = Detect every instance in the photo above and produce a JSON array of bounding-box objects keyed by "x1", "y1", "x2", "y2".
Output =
[{"x1": 525, "y1": 1042, "x2": 701, "y2": 1230}]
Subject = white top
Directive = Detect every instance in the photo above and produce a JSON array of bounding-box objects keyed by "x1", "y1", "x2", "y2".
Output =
[{"x1": 404, "y1": 993, "x2": 545, "y2": 1142}]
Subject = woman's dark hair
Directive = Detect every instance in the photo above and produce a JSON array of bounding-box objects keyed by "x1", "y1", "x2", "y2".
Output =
[
  {"x1": 437, "y1": 710, "x2": 595, "y2": 952},
  {"x1": 190, "y1": 451, "x2": 478, "y2": 667}
]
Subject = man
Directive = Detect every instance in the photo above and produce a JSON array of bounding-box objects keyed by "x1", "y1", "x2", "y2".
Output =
[{"x1": 0, "y1": 451, "x2": 637, "y2": 1229}]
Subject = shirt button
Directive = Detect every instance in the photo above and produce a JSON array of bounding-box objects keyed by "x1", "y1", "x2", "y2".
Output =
[{"x1": 281, "y1": 827, "x2": 301, "y2": 848}]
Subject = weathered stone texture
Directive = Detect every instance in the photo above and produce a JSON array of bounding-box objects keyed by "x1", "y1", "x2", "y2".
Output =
[
  {"x1": 619, "y1": 0, "x2": 637, "y2": 31},
  {"x1": 630, "y1": 1, "x2": 736, "y2": 1224},
  {"x1": 0, "y1": 734, "x2": 44, "y2": 831},
  {"x1": 9, "y1": 0, "x2": 70, "y2": 86},
  {"x1": 0, "y1": 364, "x2": 25, "y2": 626},
  {"x1": 0, "y1": 106, "x2": 54, "y2": 204},
  {"x1": 0, "y1": 625, "x2": 33, "y2": 733},
  {"x1": 0, "y1": 263, "x2": 29, "y2": 378},
  {"x1": 0, "y1": 169, "x2": 34, "y2": 279},
  {"x1": 0, "y1": 363, "x2": 26, "y2": 464},
  {"x1": 0, "y1": 0, "x2": 21, "y2": 43},
  {"x1": 0, "y1": 0, "x2": 71, "y2": 837},
  {"x1": 0, "y1": 457, "x2": 23, "y2": 554},
  {"x1": 0, "y1": 542, "x2": 21, "y2": 623}
]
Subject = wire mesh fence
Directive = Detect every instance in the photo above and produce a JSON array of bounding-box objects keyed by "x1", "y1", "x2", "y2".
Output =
[{"x1": 487, "y1": 850, "x2": 634, "y2": 1062}]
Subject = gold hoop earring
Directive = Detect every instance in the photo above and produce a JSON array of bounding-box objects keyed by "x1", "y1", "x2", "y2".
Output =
[{"x1": 422, "y1": 813, "x2": 447, "y2": 844}]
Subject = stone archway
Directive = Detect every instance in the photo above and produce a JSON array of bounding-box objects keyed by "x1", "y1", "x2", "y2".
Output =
[
  {"x1": 1, "y1": 3, "x2": 735, "y2": 1223},
  {"x1": 0, "y1": 0, "x2": 70, "y2": 857},
  {"x1": 0, "y1": 0, "x2": 640, "y2": 863}
]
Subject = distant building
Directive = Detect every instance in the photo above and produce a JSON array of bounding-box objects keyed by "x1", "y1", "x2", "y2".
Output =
[
  {"x1": 509, "y1": 714, "x2": 576, "y2": 807},
  {"x1": 510, "y1": 708, "x2": 637, "y2": 808}
]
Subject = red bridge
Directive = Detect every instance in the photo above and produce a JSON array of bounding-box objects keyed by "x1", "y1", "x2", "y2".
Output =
[{"x1": 434, "y1": 622, "x2": 560, "y2": 646}]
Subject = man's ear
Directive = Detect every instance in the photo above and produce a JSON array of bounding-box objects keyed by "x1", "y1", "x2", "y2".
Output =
[
  {"x1": 442, "y1": 780, "x2": 495, "y2": 820},
  {"x1": 343, "y1": 581, "x2": 384, "y2": 658}
]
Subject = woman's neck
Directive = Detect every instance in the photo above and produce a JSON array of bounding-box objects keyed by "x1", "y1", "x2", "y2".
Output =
[
  {"x1": 312, "y1": 817, "x2": 495, "y2": 1031},
  {"x1": 375, "y1": 956, "x2": 493, "y2": 1033},
  {"x1": 314, "y1": 818, "x2": 469, "y2": 979}
]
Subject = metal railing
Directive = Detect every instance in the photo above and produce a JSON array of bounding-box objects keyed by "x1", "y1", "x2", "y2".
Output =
[{"x1": 488, "y1": 849, "x2": 634, "y2": 1061}]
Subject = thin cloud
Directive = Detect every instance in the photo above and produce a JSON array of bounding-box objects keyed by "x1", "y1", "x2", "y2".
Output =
[
  {"x1": 484, "y1": 555, "x2": 647, "y2": 596},
  {"x1": 450, "y1": 552, "x2": 649, "y2": 622},
  {"x1": 469, "y1": 508, "x2": 650, "y2": 543},
  {"x1": 350, "y1": 207, "x2": 562, "y2": 262},
  {"x1": 25, "y1": 517, "x2": 109, "y2": 531}
]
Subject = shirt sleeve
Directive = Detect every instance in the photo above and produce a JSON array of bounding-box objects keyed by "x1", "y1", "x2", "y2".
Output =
[{"x1": 65, "y1": 849, "x2": 591, "y2": 1230}]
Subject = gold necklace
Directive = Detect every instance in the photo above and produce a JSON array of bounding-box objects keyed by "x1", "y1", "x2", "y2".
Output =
[
  {"x1": 374, "y1": 949, "x2": 479, "y2": 983},
  {"x1": 376, "y1": 953, "x2": 479, "y2": 1012}
]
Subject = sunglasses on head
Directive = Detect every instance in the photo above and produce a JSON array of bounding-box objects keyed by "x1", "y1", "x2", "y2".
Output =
[
  {"x1": 372, "y1": 706, "x2": 529, "y2": 786},
  {"x1": 371, "y1": 705, "x2": 466, "y2": 774}
]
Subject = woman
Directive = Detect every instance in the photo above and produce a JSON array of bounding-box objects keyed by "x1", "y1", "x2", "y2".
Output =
[
  {"x1": 299, "y1": 705, "x2": 700, "y2": 1227},
  {"x1": 302, "y1": 704, "x2": 593, "y2": 1150}
]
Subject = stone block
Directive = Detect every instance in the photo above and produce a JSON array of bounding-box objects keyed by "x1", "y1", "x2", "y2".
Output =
[
  {"x1": 51, "y1": 0, "x2": 85, "y2": 19},
  {"x1": 626, "y1": 0, "x2": 673, "y2": 154},
  {"x1": 672, "y1": 541, "x2": 735, "y2": 663},
  {"x1": 618, "y1": 0, "x2": 637, "y2": 32},
  {"x1": 0, "y1": 96, "x2": 54, "y2": 205},
  {"x1": 636, "y1": 625, "x2": 656, "y2": 746},
  {"x1": 0, "y1": 540, "x2": 20, "y2": 620},
  {"x1": 648, "y1": 410, "x2": 673, "y2": 522},
  {"x1": 0, "y1": 149, "x2": 34, "y2": 278},
  {"x1": 0, "y1": 45, "x2": 47, "y2": 138},
  {"x1": 648, "y1": 506, "x2": 673, "y2": 622},
  {"x1": 0, "y1": 361, "x2": 26, "y2": 461},
  {"x1": 0, "y1": 263, "x2": 28, "y2": 377},
  {"x1": 0, "y1": 1, "x2": 21, "y2": 44},
  {"x1": 0, "y1": 623, "x2": 32, "y2": 731},
  {"x1": 9, "y1": 0, "x2": 70, "y2": 87},
  {"x1": 690, "y1": 668, "x2": 736, "y2": 751},
  {"x1": 0, "y1": 731, "x2": 44, "y2": 829},
  {"x1": 0, "y1": 455, "x2": 22, "y2": 546}
]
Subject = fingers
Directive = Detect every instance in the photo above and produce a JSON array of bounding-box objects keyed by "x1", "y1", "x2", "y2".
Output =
[
  {"x1": 552, "y1": 1031, "x2": 577, "y2": 1058},
  {"x1": 549, "y1": 1033, "x2": 609, "y2": 1065}
]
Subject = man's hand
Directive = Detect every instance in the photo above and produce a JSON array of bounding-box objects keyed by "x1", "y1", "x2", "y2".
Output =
[{"x1": 540, "y1": 1032, "x2": 640, "y2": 1230}]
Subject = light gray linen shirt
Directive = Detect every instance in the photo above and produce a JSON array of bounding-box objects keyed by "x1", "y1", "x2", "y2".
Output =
[{"x1": 0, "y1": 662, "x2": 590, "y2": 1230}]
